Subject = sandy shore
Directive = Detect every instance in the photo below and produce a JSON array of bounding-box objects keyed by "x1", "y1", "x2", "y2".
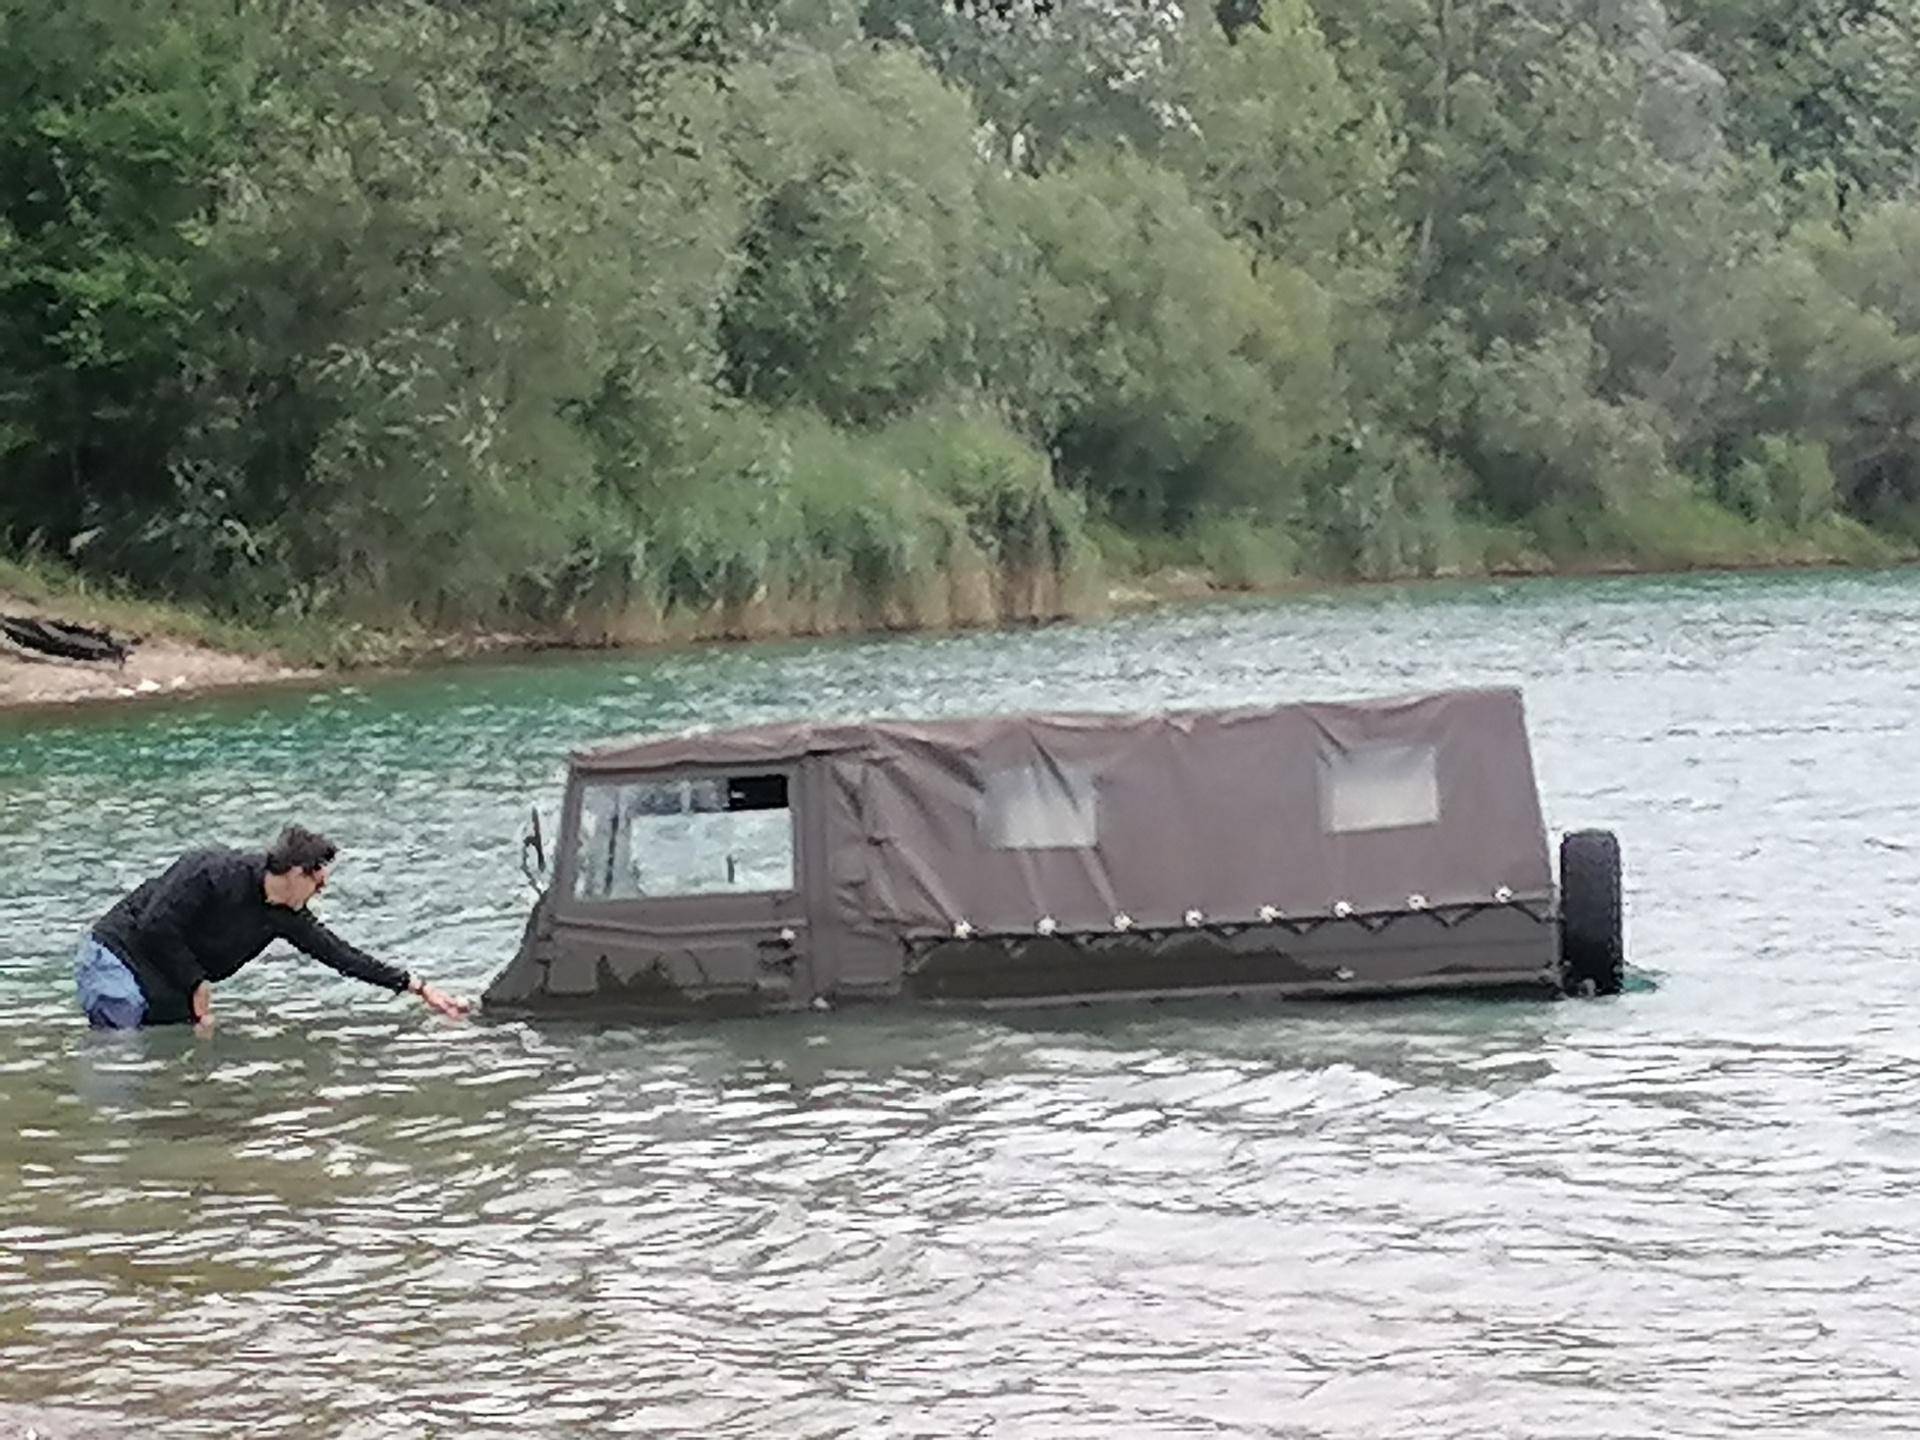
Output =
[{"x1": 0, "y1": 602, "x2": 312, "y2": 711}]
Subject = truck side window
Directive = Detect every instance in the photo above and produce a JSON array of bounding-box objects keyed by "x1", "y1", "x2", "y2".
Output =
[
  {"x1": 573, "y1": 774, "x2": 794, "y2": 898},
  {"x1": 1318, "y1": 744, "x2": 1439, "y2": 833},
  {"x1": 979, "y1": 765, "x2": 1098, "y2": 849}
]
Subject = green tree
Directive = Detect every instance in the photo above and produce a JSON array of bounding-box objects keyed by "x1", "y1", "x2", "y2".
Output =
[
  {"x1": 176, "y1": 1, "x2": 744, "y2": 621},
  {"x1": 716, "y1": 46, "x2": 988, "y2": 426},
  {"x1": 1705, "y1": 202, "x2": 1920, "y2": 525},
  {"x1": 1671, "y1": 0, "x2": 1920, "y2": 202},
  {"x1": 984, "y1": 151, "x2": 1341, "y2": 529},
  {"x1": 0, "y1": 0, "x2": 250, "y2": 560},
  {"x1": 858, "y1": 0, "x2": 1183, "y2": 171},
  {"x1": 1168, "y1": 0, "x2": 1405, "y2": 298}
]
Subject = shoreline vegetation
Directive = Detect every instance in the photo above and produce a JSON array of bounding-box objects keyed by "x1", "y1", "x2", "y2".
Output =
[
  {"x1": 8, "y1": 0, "x2": 1920, "y2": 714},
  {"x1": 4, "y1": 534, "x2": 1910, "y2": 713}
]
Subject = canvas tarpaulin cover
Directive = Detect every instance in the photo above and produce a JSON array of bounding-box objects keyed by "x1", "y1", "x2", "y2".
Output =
[{"x1": 572, "y1": 687, "x2": 1551, "y2": 940}]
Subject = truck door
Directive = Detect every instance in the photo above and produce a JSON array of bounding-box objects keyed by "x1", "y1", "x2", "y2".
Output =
[{"x1": 544, "y1": 768, "x2": 812, "y2": 1014}]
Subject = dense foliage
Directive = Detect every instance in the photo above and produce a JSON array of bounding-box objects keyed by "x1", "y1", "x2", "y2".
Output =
[{"x1": 3, "y1": 0, "x2": 1918, "y2": 632}]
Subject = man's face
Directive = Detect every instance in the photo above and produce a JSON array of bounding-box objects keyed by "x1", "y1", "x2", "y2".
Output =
[{"x1": 297, "y1": 863, "x2": 330, "y2": 908}]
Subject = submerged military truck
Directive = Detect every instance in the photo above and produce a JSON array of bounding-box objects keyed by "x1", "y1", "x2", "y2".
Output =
[{"x1": 482, "y1": 687, "x2": 1624, "y2": 1017}]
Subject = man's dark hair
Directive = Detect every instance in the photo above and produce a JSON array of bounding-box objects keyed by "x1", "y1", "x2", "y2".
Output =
[{"x1": 266, "y1": 825, "x2": 338, "y2": 875}]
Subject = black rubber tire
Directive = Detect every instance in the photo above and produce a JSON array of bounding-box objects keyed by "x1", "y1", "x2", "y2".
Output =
[{"x1": 1559, "y1": 829, "x2": 1624, "y2": 997}]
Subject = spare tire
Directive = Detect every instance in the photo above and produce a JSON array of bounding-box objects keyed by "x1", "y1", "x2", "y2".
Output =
[{"x1": 1559, "y1": 829, "x2": 1624, "y2": 996}]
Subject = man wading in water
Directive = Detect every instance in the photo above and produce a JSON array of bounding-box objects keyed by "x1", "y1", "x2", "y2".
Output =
[{"x1": 75, "y1": 826, "x2": 469, "y2": 1029}]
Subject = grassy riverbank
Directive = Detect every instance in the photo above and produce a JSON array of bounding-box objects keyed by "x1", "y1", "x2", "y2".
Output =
[{"x1": 6, "y1": 501, "x2": 1913, "y2": 711}]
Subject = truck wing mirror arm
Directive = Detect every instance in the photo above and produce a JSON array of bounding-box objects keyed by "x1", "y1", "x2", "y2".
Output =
[{"x1": 521, "y1": 807, "x2": 548, "y2": 890}]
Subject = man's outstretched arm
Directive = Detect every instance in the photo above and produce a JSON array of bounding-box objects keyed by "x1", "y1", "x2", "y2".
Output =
[{"x1": 276, "y1": 909, "x2": 468, "y2": 1016}]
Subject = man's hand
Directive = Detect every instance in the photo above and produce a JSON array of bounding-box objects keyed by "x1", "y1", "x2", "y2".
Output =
[
  {"x1": 411, "y1": 979, "x2": 471, "y2": 1019},
  {"x1": 191, "y1": 981, "x2": 214, "y2": 1033}
]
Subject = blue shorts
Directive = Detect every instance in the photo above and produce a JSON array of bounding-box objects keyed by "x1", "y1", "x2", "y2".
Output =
[{"x1": 75, "y1": 935, "x2": 147, "y2": 1029}]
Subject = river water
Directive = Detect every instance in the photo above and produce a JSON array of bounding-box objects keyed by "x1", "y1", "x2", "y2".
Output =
[{"x1": 1, "y1": 571, "x2": 1918, "y2": 1438}]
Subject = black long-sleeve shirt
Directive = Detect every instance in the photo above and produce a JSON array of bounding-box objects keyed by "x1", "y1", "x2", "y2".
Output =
[{"x1": 92, "y1": 847, "x2": 411, "y2": 1025}]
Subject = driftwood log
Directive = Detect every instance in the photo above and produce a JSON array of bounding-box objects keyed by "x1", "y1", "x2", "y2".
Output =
[{"x1": 0, "y1": 615, "x2": 132, "y2": 666}]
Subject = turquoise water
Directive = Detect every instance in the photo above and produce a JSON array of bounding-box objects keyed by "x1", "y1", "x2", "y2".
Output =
[{"x1": 3, "y1": 571, "x2": 1919, "y2": 1437}]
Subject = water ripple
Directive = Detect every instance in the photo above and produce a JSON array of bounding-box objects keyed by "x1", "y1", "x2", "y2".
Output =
[{"x1": 3, "y1": 571, "x2": 1920, "y2": 1436}]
